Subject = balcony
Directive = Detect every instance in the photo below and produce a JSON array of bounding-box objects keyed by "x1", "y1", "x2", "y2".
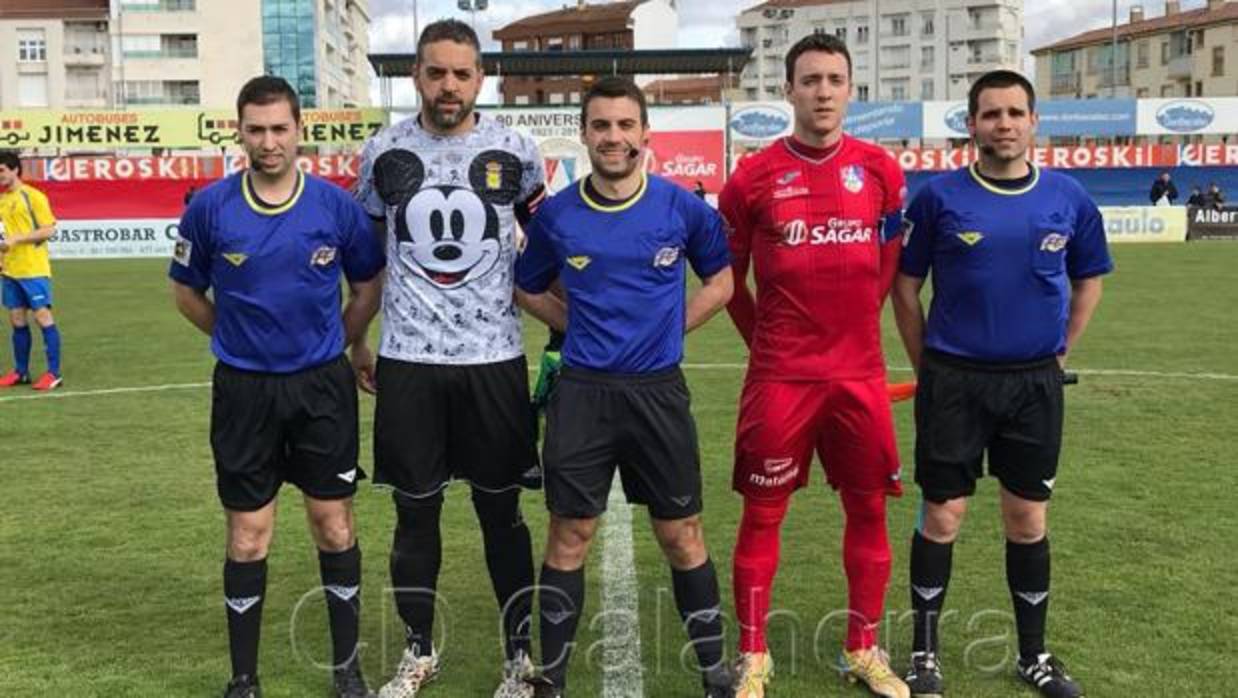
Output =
[
  {"x1": 1050, "y1": 73, "x2": 1080, "y2": 94},
  {"x1": 65, "y1": 96, "x2": 109, "y2": 109},
  {"x1": 1167, "y1": 54, "x2": 1192, "y2": 80},
  {"x1": 966, "y1": 54, "x2": 1002, "y2": 66},
  {"x1": 64, "y1": 45, "x2": 107, "y2": 67}
]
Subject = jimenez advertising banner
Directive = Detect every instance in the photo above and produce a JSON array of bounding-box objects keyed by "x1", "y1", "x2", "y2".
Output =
[{"x1": 0, "y1": 108, "x2": 387, "y2": 149}]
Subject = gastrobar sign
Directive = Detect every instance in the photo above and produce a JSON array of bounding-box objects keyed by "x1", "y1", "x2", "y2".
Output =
[{"x1": 48, "y1": 219, "x2": 180, "y2": 259}]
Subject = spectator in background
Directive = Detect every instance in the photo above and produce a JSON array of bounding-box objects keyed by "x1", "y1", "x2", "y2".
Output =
[
  {"x1": 1203, "y1": 182, "x2": 1226, "y2": 211},
  {"x1": 1149, "y1": 171, "x2": 1177, "y2": 206},
  {"x1": 693, "y1": 180, "x2": 707, "y2": 199},
  {"x1": 1186, "y1": 185, "x2": 1205, "y2": 208}
]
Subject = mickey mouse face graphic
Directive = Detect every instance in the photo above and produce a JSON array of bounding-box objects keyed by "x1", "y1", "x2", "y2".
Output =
[{"x1": 373, "y1": 148, "x2": 523, "y2": 289}]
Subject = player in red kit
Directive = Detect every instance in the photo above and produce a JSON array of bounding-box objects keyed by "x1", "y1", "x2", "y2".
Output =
[{"x1": 719, "y1": 33, "x2": 909, "y2": 698}]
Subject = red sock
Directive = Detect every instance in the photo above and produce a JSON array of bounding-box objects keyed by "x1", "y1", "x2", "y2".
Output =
[
  {"x1": 732, "y1": 497, "x2": 789, "y2": 653},
  {"x1": 840, "y1": 489, "x2": 892, "y2": 651}
]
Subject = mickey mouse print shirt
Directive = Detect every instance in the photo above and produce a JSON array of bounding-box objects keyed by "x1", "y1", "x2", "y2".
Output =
[{"x1": 355, "y1": 113, "x2": 546, "y2": 365}]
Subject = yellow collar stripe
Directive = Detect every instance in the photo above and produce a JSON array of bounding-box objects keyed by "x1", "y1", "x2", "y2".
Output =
[
  {"x1": 968, "y1": 162, "x2": 1040, "y2": 196},
  {"x1": 579, "y1": 171, "x2": 647, "y2": 213},
  {"x1": 242, "y1": 169, "x2": 304, "y2": 216}
]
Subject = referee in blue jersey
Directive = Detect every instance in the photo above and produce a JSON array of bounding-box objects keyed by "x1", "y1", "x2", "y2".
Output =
[
  {"x1": 891, "y1": 70, "x2": 1111, "y2": 698},
  {"x1": 170, "y1": 76, "x2": 384, "y2": 698},
  {"x1": 515, "y1": 77, "x2": 737, "y2": 698}
]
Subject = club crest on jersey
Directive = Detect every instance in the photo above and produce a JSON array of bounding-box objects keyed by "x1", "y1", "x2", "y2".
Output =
[
  {"x1": 841, "y1": 165, "x2": 865, "y2": 194},
  {"x1": 956, "y1": 231, "x2": 984, "y2": 246},
  {"x1": 1040, "y1": 232, "x2": 1069, "y2": 252},
  {"x1": 566, "y1": 255, "x2": 592, "y2": 271},
  {"x1": 310, "y1": 245, "x2": 337, "y2": 267},
  {"x1": 485, "y1": 161, "x2": 503, "y2": 190},
  {"x1": 222, "y1": 252, "x2": 248, "y2": 266},
  {"x1": 777, "y1": 170, "x2": 801, "y2": 185},
  {"x1": 652, "y1": 246, "x2": 681, "y2": 268}
]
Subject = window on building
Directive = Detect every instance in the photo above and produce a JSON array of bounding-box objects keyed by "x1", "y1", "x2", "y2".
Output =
[
  {"x1": 856, "y1": 25, "x2": 869, "y2": 44},
  {"x1": 857, "y1": 84, "x2": 869, "y2": 101},
  {"x1": 921, "y1": 13, "x2": 934, "y2": 37},
  {"x1": 882, "y1": 46, "x2": 910, "y2": 70},
  {"x1": 1160, "y1": 84, "x2": 1175, "y2": 96},
  {"x1": 890, "y1": 15, "x2": 907, "y2": 37},
  {"x1": 835, "y1": 25, "x2": 846, "y2": 41},
  {"x1": 515, "y1": 94, "x2": 530, "y2": 105},
  {"x1": 548, "y1": 92, "x2": 564, "y2": 104},
  {"x1": 569, "y1": 91, "x2": 580, "y2": 103},
  {"x1": 512, "y1": 40, "x2": 528, "y2": 50},
  {"x1": 1136, "y1": 87, "x2": 1149, "y2": 98},
  {"x1": 1213, "y1": 46, "x2": 1225, "y2": 76},
  {"x1": 921, "y1": 78, "x2": 934, "y2": 100},
  {"x1": 18, "y1": 74, "x2": 48, "y2": 106},
  {"x1": 886, "y1": 79, "x2": 909, "y2": 100},
  {"x1": 1194, "y1": 80, "x2": 1203, "y2": 96},
  {"x1": 1161, "y1": 40, "x2": 1169, "y2": 65},
  {"x1": 921, "y1": 46, "x2": 934, "y2": 70},
  {"x1": 17, "y1": 30, "x2": 46, "y2": 62},
  {"x1": 122, "y1": 34, "x2": 160, "y2": 57},
  {"x1": 1137, "y1": 40, "x2": 1149, "y2": 69}
]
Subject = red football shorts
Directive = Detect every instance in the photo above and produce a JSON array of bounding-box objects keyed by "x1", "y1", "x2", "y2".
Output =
[{"x1": 733, "y1": 378, "x2": 903, "y2": 499}]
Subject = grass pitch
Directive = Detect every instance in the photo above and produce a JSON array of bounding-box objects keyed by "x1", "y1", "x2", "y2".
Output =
[{"x1": 2, "y1": 244, "x2": 1236, "y2": 697}]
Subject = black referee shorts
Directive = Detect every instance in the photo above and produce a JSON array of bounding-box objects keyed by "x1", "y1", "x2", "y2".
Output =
[
  {"x1": 372, "y1": 355, "x2": 540, "y2": 498},
  {"x1": 210, "y1": 355, "x2": 363, "y2": 512},
  {"x1": 914, "y1": 349, "x2": 1064, "y2": 503},
  {"x1": 543, "y1": 366, "x2": 702, "y2": 520}
]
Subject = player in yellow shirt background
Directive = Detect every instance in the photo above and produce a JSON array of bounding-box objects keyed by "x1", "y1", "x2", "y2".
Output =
[{"x1": 0, "y1": 151, "x2": 62, "y2": 391}]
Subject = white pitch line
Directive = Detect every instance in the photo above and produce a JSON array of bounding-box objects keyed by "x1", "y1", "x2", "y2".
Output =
[
  {"x1": 2, "y1": 364, "x2": 1235, "y2": 405},
  {"x1": 600, "y1": 474, "x2": 644, "y2": 698},
  {"x1": 0, "y1": 381, "x2": 211, "y2": 403}
]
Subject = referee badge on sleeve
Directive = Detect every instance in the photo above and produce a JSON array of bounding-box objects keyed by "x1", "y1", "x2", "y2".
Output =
[{"x1": 173, "y1": 237, "x2": 193, "y2": 266}]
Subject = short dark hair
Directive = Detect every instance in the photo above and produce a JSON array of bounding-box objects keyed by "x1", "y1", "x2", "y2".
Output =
[
  {"x1": 968, "y1": 69, "x2": 1036, "y2": 117},
  {"x1": 581, "y1": 76, "x2": 649, "y2": 127},
  {"x1": 784, "y1": 33, "x2": 852, "y2": 82},
  {"x1": 0, "y1": 151, "x2": 20, "y2": 175},
  {"x1": 417, "y1": 19, "x2": 481, "y2": 65},
  {"x1": 236, "y1": 75, "x2": 301, "y2": 124}
]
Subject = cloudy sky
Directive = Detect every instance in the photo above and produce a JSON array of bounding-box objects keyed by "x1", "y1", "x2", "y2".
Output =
[{"x1": 367, "y1": 0, "x2": 1212, "y2": 105}]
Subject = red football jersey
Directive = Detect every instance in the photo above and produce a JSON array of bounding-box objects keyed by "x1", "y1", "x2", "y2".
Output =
[{"x1": 720, "y1": 135, "x2": 906, "y2": 382}]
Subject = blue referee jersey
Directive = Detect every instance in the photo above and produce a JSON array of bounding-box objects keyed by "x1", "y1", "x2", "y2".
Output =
[
  {"x1": 516, "y1": 173, "x2": 731, "y2": 373},
  {"x1": 900, "y1": 164, "x2": 1113, "y2": 362},
  {"x1": 169, "y1": 170, "x2": 385, "y2": 373}
]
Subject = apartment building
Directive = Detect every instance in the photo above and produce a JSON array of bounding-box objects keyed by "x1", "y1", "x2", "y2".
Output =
[
  {"x1": 110, "y1": 0, "x2": 370, "y2": 109},
  {"x1": 0, "y1": 0, "x2": 112, "y2": 109},
  {"x1": 736, "y1": 0, "x2": 1023, "y2": 102},
  {"x1": 1032, "y1": 0, "x2": 1238, "y2": 100},
  {"x1": 492, "y1": 0, "x2": 677, "y2": 105}
]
